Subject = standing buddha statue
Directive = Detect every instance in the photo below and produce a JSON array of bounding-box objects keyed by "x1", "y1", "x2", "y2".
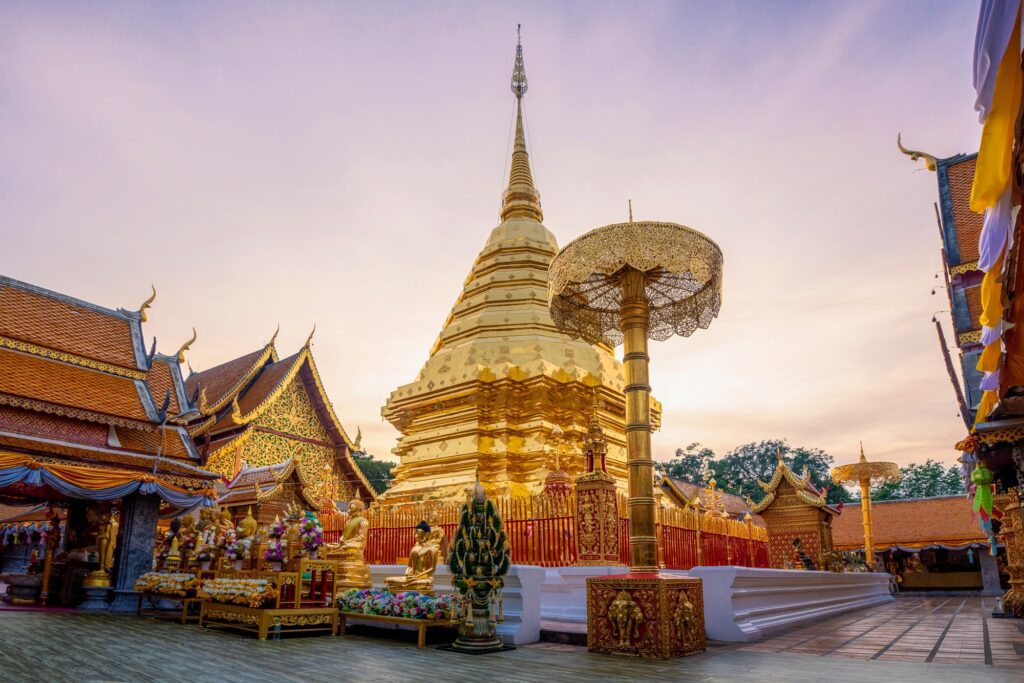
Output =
[{"x1": 331, "y1": 499, "x2": 371, "y2": 589}]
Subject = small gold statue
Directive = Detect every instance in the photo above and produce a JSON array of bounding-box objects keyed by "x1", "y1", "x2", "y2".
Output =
[
  {"x1": 607, "y1": 590, "x2": 644, "y2": 648},
  {"x1": 216, "y1": 507, "x2": 235, "y2": 539},
  {"x1": 907, "y1": 553, "x2": 929, "y2": 573},
  {"x1": 83, "y1": 506, "x2": 114, "y2": 588},
  {"x1": 385, "y1": 520, "x2": 442, "y2": 594},
  {"x1": 330, "y1": 499, "x2": 371, "y2": 589}
]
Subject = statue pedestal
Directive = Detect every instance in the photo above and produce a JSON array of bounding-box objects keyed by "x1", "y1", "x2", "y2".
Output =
[
  {"x1": 586, "y1": 574, "x2": 705, "y2": 660},
  {"x1": 79, "y1": 585, "x2": 112, "y2": 610}
]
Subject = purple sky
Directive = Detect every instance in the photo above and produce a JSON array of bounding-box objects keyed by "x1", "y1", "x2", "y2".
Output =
[{"x1": 0, "y1": 1, "x2": 983, "y2": 469}]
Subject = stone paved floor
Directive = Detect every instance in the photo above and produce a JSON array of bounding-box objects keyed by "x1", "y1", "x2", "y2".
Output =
[
  {"x1": 739, "y1": 595, "x2": 1024, "y2": 669},
  {"x1": 0, "y1": 602, "x2": 1022, "y2": 682}
]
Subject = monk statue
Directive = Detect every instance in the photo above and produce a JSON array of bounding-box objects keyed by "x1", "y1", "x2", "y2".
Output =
[
  {"x1": 386, "y1": 521, "x2": 442, "y2": 594},
  {"x1": 330, "y1": 499, "x2": 371, "y2": 589},
  {"x1": 216, "y1": 507, "x2": 235, "y2": 541},
  {"x1": 197, "y1": 507, "x2": 214, "y2": 533}
]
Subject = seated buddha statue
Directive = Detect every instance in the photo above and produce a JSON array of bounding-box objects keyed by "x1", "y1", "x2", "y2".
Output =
[
  {"x1": 386, "y1": 521, "x2": 442, "y2": 594},
  {"x1": 328, "y1": 499, "x2": 371, "y2": 589},
  {"x1": 216, "y1": 507, "x2": 235, "y2": 542}
]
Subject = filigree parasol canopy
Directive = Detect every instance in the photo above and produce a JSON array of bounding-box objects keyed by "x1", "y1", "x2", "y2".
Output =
[
  {"x1": 831, "y1": 446, "x2": 900, "y2": 486},
  {"x1": 548, "y1": 221, "x2": 723, "y2": 346}
]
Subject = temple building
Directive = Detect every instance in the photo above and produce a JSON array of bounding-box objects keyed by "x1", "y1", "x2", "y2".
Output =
[
  {"x1": 0, "y1": 276, "x2": 218, "y2": 610},
  {"x1": 748, "y1": 455, "x2": 839, "y2": 569},
  {"x1": 183, "y1": 334, "x2": 375, "y2": 517},
  {"x1": 379, "y1": 34, "x2": 659, "y2": 504},
  {"x1": 833, "y1": 495, "x2": 1004, "y2": 593}
]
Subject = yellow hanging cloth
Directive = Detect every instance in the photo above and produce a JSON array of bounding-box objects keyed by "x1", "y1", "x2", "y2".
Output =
[
  {"x1": 971, "y1": 9, "x2": 1022, "y2": 213},
  {"x1": 977, "y1": 390, "x2": 998, "y2": 425}
]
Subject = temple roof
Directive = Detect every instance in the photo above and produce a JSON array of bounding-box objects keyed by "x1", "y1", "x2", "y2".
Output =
[
  {"x1": 185, "y1": 344, "x2": 276, "y2": 416},
  {"x1": 0, "y1": 347, "x2": 153, "y2": 424},
  {"x1": 749, "y1": 456, "x2": 839, "y2": 516},
  {"x1": 833, "y1": 495, "x2": 987, "y2": 550},
  {"x1": 217, "y1": 460, "x2": 312, "y2": 507},
  {"x1": 660, "y1": 476, "x2": 763, "y2": 524},
  {"x1": 0, "y1": 277, "x2": 145, "y2": 371}
]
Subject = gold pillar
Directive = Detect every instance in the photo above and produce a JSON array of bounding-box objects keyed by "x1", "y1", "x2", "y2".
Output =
[
  {"x1": 621, "y1": 268, "x2": 657, "y2": 573},
  {"x1": 860, "y1": 478, "x2": 874, "y2": 568}
]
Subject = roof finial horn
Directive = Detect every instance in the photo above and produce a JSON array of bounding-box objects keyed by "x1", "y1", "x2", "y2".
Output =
[
  {"x1": 138, "y1": 285, "x2": 156, "y2": 323},
  {"x1": 176, "y1": 327, "x2": 197, "y2": 363},
  {"x1": 897, "y1": 133, "x2": 937, "y2": 171}
]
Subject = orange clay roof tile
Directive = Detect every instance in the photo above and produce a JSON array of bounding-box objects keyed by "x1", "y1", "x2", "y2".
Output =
[
  {"x1": 0, "y1": 283, "x2": 139, "y2": 369},
  {"x1": 0, "y1": 347, "x2": 149, "y2": 422},
  {"x1": 833, "y1": 495, "x2": 984, "y2": 549},
  {"x1": 947, "y1": 158, "x2": 983, "y2": 264},
  {"x1": 185, "y1": 347, "x2": 269, "y2": 411}
]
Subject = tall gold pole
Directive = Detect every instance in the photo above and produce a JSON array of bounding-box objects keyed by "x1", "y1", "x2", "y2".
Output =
[
  {"x1": 621, "y1": 268, "x2": 657, "y2": 573},
  {"x1": 860, "y1": 478, "x2": 874, "y2": 568}
]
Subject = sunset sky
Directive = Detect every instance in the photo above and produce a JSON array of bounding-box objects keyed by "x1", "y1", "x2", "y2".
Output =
[{"x1": 0, "y1": 1, "x2": 983, "y2": 470}]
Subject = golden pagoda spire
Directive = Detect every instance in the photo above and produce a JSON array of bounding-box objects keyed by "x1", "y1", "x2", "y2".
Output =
[{"x1": 500, "y1": 25, "x2": 543, "y2": 224}]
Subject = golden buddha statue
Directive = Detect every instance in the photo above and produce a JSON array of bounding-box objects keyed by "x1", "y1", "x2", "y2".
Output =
[
  {"x1": 330, "y1": 499, "x2": 371, "y2": 589},
  {"x1": 196, "y1": 507, "x2": 213, "y2": 532},
  {"x1": 237, "y1": 507, "x2": 258, "y2": 540},
  {"x1": 82, "y1": 507, "x2": 114, "y2": 588},
  {"x1": 216, "y1": 507, "x2": 235, "y2": 538},
  {"x1": 386, "y1": 521, "x2": 442, "y2": 594}
]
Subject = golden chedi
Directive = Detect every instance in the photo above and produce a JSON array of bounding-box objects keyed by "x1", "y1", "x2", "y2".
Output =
[
  {"x1": 386, "y1": 520, "x2": 443, "y2": 594},
  {"x1": 329, "y1": 499, "x2": 372, "y2": 589},
  {"x1": 379, "y1": 30, "x2": 659, "y2": 505}
]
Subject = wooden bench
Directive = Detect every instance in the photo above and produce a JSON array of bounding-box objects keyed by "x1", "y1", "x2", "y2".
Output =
[
  {"x1": 337, "y1": 611, "x2": 455, "y2": 649},
  {"x1": 136, "y1": 592, "x2": 201, "y2": 625}
]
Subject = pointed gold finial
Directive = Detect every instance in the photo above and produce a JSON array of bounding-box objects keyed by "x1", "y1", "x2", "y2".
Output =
[
  {"x1": 176, "y1": 327, "x2": 196, "y2": 363},
  {"x1": 138, "y1": 285, "x2": 156, "y2": 323},
  {"x1": 500, "y1": 25, "x2": 543, "y2": 223},
  {"x1": 354, "y1": 426, "x2": 363, "y2": 451},
  {"x1": 897, "y1": 133, "x2": 937, "y2": 171},
  {"x1": 776, "y1": 447, "x2": 784, "y2": 464},
  {"x1": 269, "y1": 323, "x2": 280, "y2": 347},
  {"x1": 304, "y1": 324, "x2": 316, "y2": 348},
  {"x1": 859, "y1": 441, "x2": 867, "y2": 463},
  {"x1": 628, "y1": 199, "x2": 633, "y2": 223}
]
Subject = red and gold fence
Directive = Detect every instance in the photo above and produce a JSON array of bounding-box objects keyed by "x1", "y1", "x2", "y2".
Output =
[{"x1": 330, "y1": 492, "x2": 769, "y2": 569}]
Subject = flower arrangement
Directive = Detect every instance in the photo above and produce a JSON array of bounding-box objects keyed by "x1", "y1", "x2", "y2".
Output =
[
  {"x1": 336, "y1": 588, "x2": 462, "y2": 621},
  {"x1": 263, "y1": 538, "x2": 286, "y2": 563},
  {"x1": 299, "y1": 516, "x2": 322, "y2": 554},
  {"x1": 133, "y1": 572, "x2": 201, "y2": 597},
  {"x1": 197, "y1": 577, "x2": 278, "y2": 608},
  {"x1": 222, "y1": 537, "x2": 241, "y2": 562}
]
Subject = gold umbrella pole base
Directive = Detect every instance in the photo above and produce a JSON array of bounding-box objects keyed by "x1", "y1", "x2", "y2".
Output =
[
  {"x1": 82, "y1": 570, "x2": 111, "y2": 589},
  {"x1": 586, "y1": 574, "x2": 706, "y2": 660}
]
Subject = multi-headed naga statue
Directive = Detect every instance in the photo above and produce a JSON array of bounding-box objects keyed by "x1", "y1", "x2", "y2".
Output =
[{"x1": 448, "y1": 477, "x2": 511, "y2": 653}]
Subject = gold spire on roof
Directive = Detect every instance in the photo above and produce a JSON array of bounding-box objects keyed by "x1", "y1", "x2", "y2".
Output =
[
  {"x1": 176, "y1": 328, "x2": 196, "y2": 363},
  {"x1": 500, "y1": 25, "x2": 543, "y2": 224}
]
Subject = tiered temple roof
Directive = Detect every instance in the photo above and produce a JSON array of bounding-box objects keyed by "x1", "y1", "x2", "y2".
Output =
[
  {"x1": 184, "y1": 337, "x2": 375, "y2": 506},
  {"x1": 833, "y1": 495, "x2": 987, "y2": 551},
  {"x1": 660, "y1": 476, "x2": 764, "y2": 524},
  {"x1": 0, "y1": 276, "x2": 217, "y2": 510}
]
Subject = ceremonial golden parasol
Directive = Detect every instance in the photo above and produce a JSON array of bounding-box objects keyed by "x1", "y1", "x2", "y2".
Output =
[
  {"x1": 831, "y1": 444, "x2": 900, "y2": 568},
  {"x1": 548, "y1": 220, "x2": 723, "y2": 572}
]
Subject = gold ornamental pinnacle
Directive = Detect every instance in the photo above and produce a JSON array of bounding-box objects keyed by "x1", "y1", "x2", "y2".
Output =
[{"x1": 511, "y1": 24, "x2": 527, "y2": 98}]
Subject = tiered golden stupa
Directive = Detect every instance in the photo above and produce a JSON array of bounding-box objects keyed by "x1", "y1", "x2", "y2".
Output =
[{"x1": 380, "y1": 30, "x2": 660, "y2": 504}]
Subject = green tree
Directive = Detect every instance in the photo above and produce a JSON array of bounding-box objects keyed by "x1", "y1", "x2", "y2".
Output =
[
  {"x1": 870, "y1": 460, "x2": 964, "y2": 501},
  {"x1": 710, "y1": 439, "x2": 851, "y2": 506},
  {"x1": 655, "y1": 443, "x2": 715, "y2": 483},
  {"x1": 352, "y1": 452, "x2": 395, "y2": 494}
]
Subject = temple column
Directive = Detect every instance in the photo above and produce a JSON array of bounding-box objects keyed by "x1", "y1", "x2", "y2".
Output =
[{"x1": 108, "y1": 493, "x2": 160, "y2": 613}]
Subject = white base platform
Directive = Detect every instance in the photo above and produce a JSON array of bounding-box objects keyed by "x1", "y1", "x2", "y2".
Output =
[
  {"x1": 688, "y1": 566, "x2": 894, "y2": 642},
  {"x1": 539, "y1": 565, "x2": 628, "y2": 623},
  {"x1": 365, "y1": 564, "x2": 543, "y2": 646}
]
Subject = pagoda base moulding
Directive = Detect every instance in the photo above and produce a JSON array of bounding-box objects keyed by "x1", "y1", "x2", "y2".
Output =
[
  {"x1": 688, "y1": 566, "x2": 893, "y2": 642},
  {"x1": 586, "y1": 574, "x2": 705, "y2": 660},
  {"x1": 540, "y1": 565, "x2": 627, "y2": 623}
]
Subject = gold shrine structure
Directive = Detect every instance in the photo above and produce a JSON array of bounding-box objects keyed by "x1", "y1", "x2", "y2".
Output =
[
  {"x1": 749, "y1": 453, "x2": 839, "y2": 569},
  {"x1": 183, "y1": 334, "x2": 376, "y2": 521},
  {"x1": 379, "y1": 33, "x2": 660, "y2": 505}
]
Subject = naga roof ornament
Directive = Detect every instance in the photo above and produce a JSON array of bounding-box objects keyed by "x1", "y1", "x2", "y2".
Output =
[
  {"x1": 897, "y1": 133, "x2": 938, "y2": 172},
  {"x1": 138, "y1": 285, "x2": 156, "y2": 322},
  {"x1": 176, "y1": 328, "x2": 197, "y2": 364}
]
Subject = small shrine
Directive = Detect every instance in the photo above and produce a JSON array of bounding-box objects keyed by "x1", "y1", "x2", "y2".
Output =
[
  {"x1": 574, "y1": 399, "x2": 620, "y2": 566},
  {"x1": 748, "y1": 452, "x2": 840, "y2": 569}
]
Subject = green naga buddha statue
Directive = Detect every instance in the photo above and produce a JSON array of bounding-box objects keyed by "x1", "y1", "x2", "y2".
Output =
[{"x1": 448, "y1": 476, "x2": 511, "y2": 653}]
